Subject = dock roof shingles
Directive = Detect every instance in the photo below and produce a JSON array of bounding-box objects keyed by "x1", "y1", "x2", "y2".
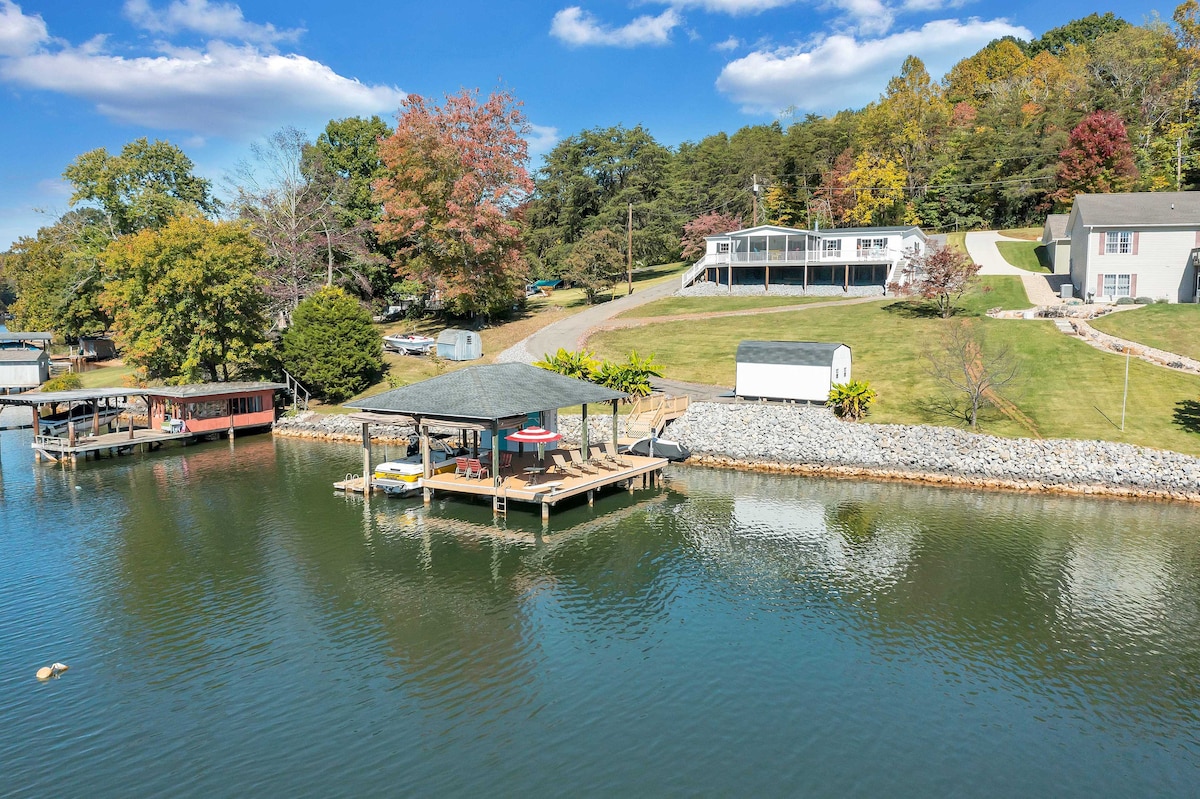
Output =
[{"x1": 346, "y1": 363, "x2": 627, "y2": 421}]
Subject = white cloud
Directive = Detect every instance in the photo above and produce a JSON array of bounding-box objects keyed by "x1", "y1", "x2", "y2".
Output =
[
  {"x1": 827, "y1": 0, "x2": 895, "y2": 34},
  {"x1": 123, "y1": 0, "x2": 302, "y2": 47},
  {"x1": 526, "y1": 124, "x2": 559, "y2": 160},
  {"x1": 0, "y1": 40, "x2": 405, "y2": 137},
  {"x1": 714, "y1": 35, "x2": 741, "y2": 51},
  {"x1": 716, "y1": 17, "x2": 1031, "y2": 114},
  {"x1": 550, "y1": 6, "x2": 681, "y2": 47},
  {"x1": 0, "y1": 0, "x2": 47, "y2": 56},
  {"x1": 668, "y1": 0, "x2": 794, "y2": 12}
]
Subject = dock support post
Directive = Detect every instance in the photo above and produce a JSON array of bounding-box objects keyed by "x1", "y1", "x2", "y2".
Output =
[
  {"x1": 611, "y1": 400, "x2": 619, "y2": 453},
  {"x1": 424, "y1": 487, "x2": 432, "y2": 505},
  {"x1": 587, "y1": 490, "x2": 594, "y2": 507},
  {"x1": 542, "y1": 501, "x2": 550, "y2": 521},
  {"x1": 361, "y1": 422, "x2": 372, "y2": 494}
]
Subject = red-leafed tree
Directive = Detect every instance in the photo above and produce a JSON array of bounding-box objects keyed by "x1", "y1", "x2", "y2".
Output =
[
  {"x1": 811, "y1": 148, "x2": 857, "y2": 227},
  {"x1": 374, "y1": 88, "x2": 533, "y2": 317},
  {"x1": 896, "y1": 242, "x2": 981, "y2": 318},
  {"x1": 1051, "y1": 110, "x2": 1138, "y2": 207},
  {"x1": 680, "y1": 211, "x2": 743, "y2": 261}
]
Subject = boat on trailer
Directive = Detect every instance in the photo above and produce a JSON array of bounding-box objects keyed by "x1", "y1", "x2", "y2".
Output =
[
  {"x1": 383, "y1": 334, "x2": 436, "y2": 355},
  {"x1": 373, "y1": 436, "x2": 467, "y2": 496}
]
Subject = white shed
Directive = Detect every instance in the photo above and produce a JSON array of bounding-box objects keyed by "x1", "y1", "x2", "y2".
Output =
[
  {"x1": 436, "y1": 329, "x2": 483, "y2": 361},
  {"x1": 735, "y1": 341, "x2": 852, "y2": 403},
  {"x1": 0, "y1": 348, "x2": 51, "y2": 391}
]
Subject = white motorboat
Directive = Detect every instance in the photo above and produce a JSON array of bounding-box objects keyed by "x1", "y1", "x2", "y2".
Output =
[
  {"x1": 373, "y1": 437, "x2": 467, "y2": 495},
  {"x1": 38, "y1": 403, "x2": 124, "y2": 437},
  {"x1": 383, "y1": 334, "x2": 435, "y2": 355}
]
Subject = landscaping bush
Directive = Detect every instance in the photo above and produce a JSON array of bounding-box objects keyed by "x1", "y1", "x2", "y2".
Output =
[
  {"x1": 281, "y1": 287, "x2": 384, "y2": 403},
  {"x1": 1156, "y1": 298, "x2": 1171, "y2": 304},
  {"x1": 827, "y1": 380, "x2": 877, "y2": 421},
  {"x1": 42, "y1": 372, "x2": 83, "y2": 391},
  {"x1": 1134, "y1": 296, "x2": 1155, "y2": 305},
  {"x1": 1115, "y1": 296, "x2": 1136, "y2": 305}
]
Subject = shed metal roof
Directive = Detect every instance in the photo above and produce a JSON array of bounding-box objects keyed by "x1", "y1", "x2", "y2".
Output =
[
  {"x1": 345, "y1": 363, "x2": 627, "y2": 422},
  {"x1": 1072, "y1": 192, "x2": 1200, "y2": 227},
  {"x1": 0, "y1": 331, "x2": 52, "y2": 343},
  {"x1": 736, "y1": 340, "x2": 848, "y2": 367},
  {"x1": 0, "y1": 349, "x2": 48, "y2": 363}
]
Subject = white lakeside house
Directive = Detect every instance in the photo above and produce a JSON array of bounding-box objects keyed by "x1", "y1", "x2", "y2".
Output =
[
  {"x1": 1065, "y1": 192, "x2": 1200, "y2": 303},
  {"x1": 680, "y1": 224, "x2": 927, "y2": 292}
]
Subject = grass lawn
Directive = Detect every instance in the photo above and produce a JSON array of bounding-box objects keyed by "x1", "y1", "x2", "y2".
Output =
[
  {"x1": 617, "y1": 294, "x2": 851, "y2": 319},
  {"x1": 960, "y1": 276, "x2": 1030, "y2": 313},
  {"x1": 590, "y1": 281, "x2": 1200, "y2": 455},
  {"x1": 999, "y1": 227, "x2": 1042, "y2": 240},
  {"x1": 946, "y1": 232, "x2": 969, "y2": 258},
  {"x1": 1090, "y1": 305, "x2": 1200, "y2": 362},
  {"x1": 76, "y1": 363, "x2": 135, "y2": 388},
  {"x1": 995, "y1": 240, "x2": 1051, "y2": 273},
  {"x1": 525, "y1": 262, "x2": 687, "y2": 311}
]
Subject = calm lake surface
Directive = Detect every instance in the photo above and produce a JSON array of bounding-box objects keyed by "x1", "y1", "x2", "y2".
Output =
[{"x1": 2, "y1": 428, "x2": 1199, "y2": 796}]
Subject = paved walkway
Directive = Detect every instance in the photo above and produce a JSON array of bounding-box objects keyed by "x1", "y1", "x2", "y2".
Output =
[{"x1": 965, "y1": 231, "x2": 1067, "y2": 306}]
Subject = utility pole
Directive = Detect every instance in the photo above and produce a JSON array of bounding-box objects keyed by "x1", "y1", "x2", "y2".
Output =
[
  {"x1": 1178, "y1": 137, "x2": 1184, "y2": 191},
  {"x1": 627, "y1": 202, "x2": 633, "y2": 295},
  {"x1": 751, "y1": 174, "x2": 760, "y2": 226}
]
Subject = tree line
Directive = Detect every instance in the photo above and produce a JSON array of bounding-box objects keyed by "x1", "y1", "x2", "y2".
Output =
[{"x1": 3, "y1": 6, "x2": 1199, "y2": 385}]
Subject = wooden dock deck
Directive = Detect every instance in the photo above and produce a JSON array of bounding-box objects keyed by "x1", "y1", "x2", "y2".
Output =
[
  {"x1": 339, "y1": 451, "x2": 669, "y2": 518},
  {"x1": 33, "y1": 428, "x2": 196, "y2": 463}
]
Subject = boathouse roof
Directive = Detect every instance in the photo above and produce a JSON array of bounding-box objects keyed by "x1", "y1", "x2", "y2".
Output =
[
  {"x1": 0, "y1": 331, "x2": 53, "y2": 343},
  {"x1": 0, "y1": 349, "x2": 49, "y2": 363},
  {"x1": 149, "y1": 381, "x2": 285, "y2": 398},
  {"x1": 0, "y1": 382, "x2": 285, "y2": 406},
  {"x1": 346, "y1": 363, "x2": 627, "y2": 422}
]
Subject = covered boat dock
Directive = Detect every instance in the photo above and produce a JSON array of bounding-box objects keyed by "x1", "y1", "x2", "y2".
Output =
[
  {"x1": 344, "y1": 363, "x2": 669, "y2": 519},
  {"x1": 0, "y1": 381, "x2": 284, "y2": 464}
]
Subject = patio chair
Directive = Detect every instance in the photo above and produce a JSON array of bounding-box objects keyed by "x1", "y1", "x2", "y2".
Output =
[
  {"x1": 550, "y1": 452, "x2": 581, "y2": 476},
  {"x1": 602, "y1": 442, "x2": 632, "y2": 467},
  {"x1": 466, "y1": 458, "x2": 489, "y2": 480},
  {"x1": 569, "y1": 450, "x2": 600, "y2": 474},
  {"x1": 589, "y1": 446, "x2": 619, "y2": 469},
  {"x1": 500, "y1": 451, "x2": 513, "y2": 471},
  {"x1": 454, "y1": 456, "x2": 470, "y2": 477}
]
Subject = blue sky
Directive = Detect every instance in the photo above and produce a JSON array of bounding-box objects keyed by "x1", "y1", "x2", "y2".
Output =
[{"x1": 0, "y1": 0, "x2": 1165, "y2": 249}]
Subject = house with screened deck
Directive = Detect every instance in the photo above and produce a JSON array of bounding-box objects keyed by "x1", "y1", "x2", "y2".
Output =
[
  {"x1": 1065, "y1": 192, "x2": 1200, "y2": 303},
  {"x1": 679, "y1": 224, "x2": 927, "y2": 293}
]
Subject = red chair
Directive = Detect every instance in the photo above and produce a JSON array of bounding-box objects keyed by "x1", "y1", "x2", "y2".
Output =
[
  {"x1": 455, "y1": 456, "x2": 469, "y2": 477},
  {"x1": 466, "y1": 458, "x2": 489, "y2": 479},
  {"x1": 500, "y1": 451, "x2": 513, "y2": 471}
]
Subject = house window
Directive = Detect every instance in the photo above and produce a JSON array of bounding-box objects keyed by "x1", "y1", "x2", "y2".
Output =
[
  {"x1": 822, "y1": 239, "x2": 842, "y2": 257},
  {"x1": 716, "y1": 242, "x2": 730, "y2": 254},
  {"x1": 233, "y1": 395, "x2": 262, "y2": 415},
  {"x1": 1103, "y1": 274, "x2": 1132, "y2": 297},
  {"x1": 856, "y1": 238, "x2": 887, "y2": 258},
  {"x1": 1105, "y1": 231, "x2": 1132, "y2": 254}
]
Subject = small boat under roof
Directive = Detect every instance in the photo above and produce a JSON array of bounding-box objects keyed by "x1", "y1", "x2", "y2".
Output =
[
  {"x1": 373, "y1": 436, "x2": 466, "y2": 495},
  {"x1": 38, "y1": 402, "x2": 124, "y2": 437}
]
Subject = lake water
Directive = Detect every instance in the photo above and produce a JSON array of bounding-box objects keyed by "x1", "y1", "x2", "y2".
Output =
[{"x1": 2, "y1": 429, "x2": 1199, "y2": 796}]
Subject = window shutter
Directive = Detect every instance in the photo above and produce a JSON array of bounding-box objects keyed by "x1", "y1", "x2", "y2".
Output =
[
  {"x1": 1099, "y1": 233, "x2": 1105, "y2": 255},
  {"x1": 1132, "y1": 232, "x2": 1139, "y2": 255},
  {"x1": 1130, "y1": 274, "x2": 1137, "y2": 296},
  {"x1": 1097, "y1": 274, "x2": 1104, "y2": 296}
]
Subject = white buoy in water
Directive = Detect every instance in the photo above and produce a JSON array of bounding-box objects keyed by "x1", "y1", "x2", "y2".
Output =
[{"x1": 36, "y1": 662, "x2": 69, "y2": 680}]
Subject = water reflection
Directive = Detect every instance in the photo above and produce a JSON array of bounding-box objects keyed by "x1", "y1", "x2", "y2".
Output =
[{"x1": 2, "y1": 434, "x2": 1200, "y2": 795}]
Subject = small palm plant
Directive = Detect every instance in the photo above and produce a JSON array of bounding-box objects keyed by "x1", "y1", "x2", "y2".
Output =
[
  {"x1": 534, "y1": 348, "x2": 601, "y2": 380},
  {"x1": 827, "y1": 380, "x2": 877, "y2": 421}
]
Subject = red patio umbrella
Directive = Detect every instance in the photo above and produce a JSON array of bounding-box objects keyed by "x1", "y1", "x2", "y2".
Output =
[{"x1": 505, "y1": 426, "x2": 562, "y2": 464}]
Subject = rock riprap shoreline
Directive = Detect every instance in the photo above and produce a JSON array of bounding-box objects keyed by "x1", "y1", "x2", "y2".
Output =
[
  {"x1": 666, "y1": 402, "x2": 1200, "y2": 502},
  {"x1": 274, "y1": 411, "x2": 413, "y2": 444}
]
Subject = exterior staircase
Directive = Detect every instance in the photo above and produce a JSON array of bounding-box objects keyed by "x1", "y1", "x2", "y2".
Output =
[
  {"x1": 621, "y1": 394, "x2": 690, "y2": 444},
  {"x1": 282, "y1": 369, "x2": 311, "y2": 412}
]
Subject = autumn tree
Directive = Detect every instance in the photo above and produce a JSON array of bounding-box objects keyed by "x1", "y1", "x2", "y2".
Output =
[
  {"x1": 896, "y1": 242, "x2": 981, "y2": 318},
  {"x1": 281, "y1": 287, "x2": 383, "y2": 402},
  {"x1": 1051, "y1": 110, "x2": 1139, "y2": 206},
  {"x1": 680, "y1": 211, "x2": 743, "y2": 261},
  {"x1": 63, "y1": 138, "x2": 215, "y2": 238},
  {"x1": 844, "y1": 153, "x2": 909, "y2": 226},
  {"x1": 374, "y1": 88, "x2": 533, "y2": 317},
  {"x1": 101, "y1": 216, "x2": 270, "y2": 383},
  {"x1": 812, "y1": 148, "x2": 857, "y2": 227},
  {"x1": 563, "y1": 228, "x2": 624, "y2": 303}
]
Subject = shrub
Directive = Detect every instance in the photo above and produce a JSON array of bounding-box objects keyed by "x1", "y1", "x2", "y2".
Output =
[
  {"x1": 534, "y1": 348, "x2": 600, "y2": 380},
  {"x1": 1134, "y1": 296, "x2": 1154, "y2": 305},
  {"x1": 281, "y1": 287, "x2": 383, "y2": 403},
  {"x1": 1155, "y1": 298, "x2": 1171, "y2": 304},
  {"x1": 827, "y1": 380, "x2": 877, "y2": 421},
  {"x1": 1115, "y1": 296, "x2": 1136, "y2": 305},
  {"x1": 42, "y1": 372, "x2": 83, "y2": 391}
]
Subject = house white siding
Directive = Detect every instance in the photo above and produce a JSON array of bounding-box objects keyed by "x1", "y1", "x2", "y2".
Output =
[{"x1": 1074, "y1": 227, "x2": 1198, "y2": 302}]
